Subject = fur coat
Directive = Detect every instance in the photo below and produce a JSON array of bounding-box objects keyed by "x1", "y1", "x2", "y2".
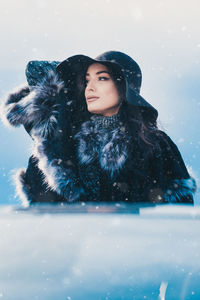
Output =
[{"x1": 1, "y1": 71, "x2": 197, "y2": 205}]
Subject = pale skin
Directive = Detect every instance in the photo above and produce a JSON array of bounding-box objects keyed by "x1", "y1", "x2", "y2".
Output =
[{"x1": 84, "y1": 63, "x2": 122, "y2": 117}]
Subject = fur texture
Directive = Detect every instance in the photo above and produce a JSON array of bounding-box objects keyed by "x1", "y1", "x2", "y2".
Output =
[
  {"x1": 74, "y1": 119, "x2": 131, "y2": 178},
  {"x1": 32, "y1": 136, "x2": 84, "y2": 202},
  {"x1": 12, "y1": 168, "x2": 32, "y2": 207},
  {"x1": 1, "y1": 70, "x2": 196, "y2": 204},
  {"x1": 164, "y1": 177, "x2": 197, "y2": 203},
  {"x1": 0, "y1": 85, "x2": 30, "y2": 127},
  {"x1": 0, "y1": 71, "x2": 70, "y2": 138},
  {"x1": 1, "y1": 71, "x2": 84, "y2": 203}
]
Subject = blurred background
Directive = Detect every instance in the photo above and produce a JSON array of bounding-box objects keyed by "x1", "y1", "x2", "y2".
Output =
[{"x1": 0, "y1": 0, "x2": 199, "y2": 205}]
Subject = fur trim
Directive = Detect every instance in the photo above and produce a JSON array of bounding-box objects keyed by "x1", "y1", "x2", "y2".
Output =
[
  {"x1": 74, "y1": 119, "x2": 131, "y2": 178},
  {"x1": 99, "y1": 126, "x2": 130, "y2": 177},
  {"x1": 12, "y1": 168, "x2": 31, "y2": 207},
  {"x1": 0, "y1": 71, "x2": 71, "y2": 138},
  {"x1": 74, "y1": 120, "x2": 100, "y2": 164},
  {"x1": 33, "y1": 136, "x2": 84, "y2": 202},
  {"x1": 164, "y1": 177, "x2": 197, "y2": 203},
  {"x1": 0, "y1": 85, "x2": 30, "y2": 127},
  {"x1": 28, "y1": 71, "x2": 65, "y2": 138}
]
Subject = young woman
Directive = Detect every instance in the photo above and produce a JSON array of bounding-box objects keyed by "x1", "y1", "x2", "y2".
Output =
[{"x1": 1, "y1": 51, "x2": 196, "y2": 205}]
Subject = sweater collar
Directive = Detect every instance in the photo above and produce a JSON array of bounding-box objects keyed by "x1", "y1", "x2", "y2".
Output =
[{"x1": 90, "y1": 110, "x2": 122, "y2": 129}]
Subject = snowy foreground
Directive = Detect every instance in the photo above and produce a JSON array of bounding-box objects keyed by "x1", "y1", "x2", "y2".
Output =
[{"x1": 0, "y1": 203, "x2": 200, "y2": 300}]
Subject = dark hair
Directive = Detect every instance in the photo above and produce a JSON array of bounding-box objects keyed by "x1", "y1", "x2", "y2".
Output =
[
  {"x1": 69, "y1": 62, "x2": 160, "y2": 157},
  {"x1": 73, "y1": 62, "x2": 126, "y2": 118}
]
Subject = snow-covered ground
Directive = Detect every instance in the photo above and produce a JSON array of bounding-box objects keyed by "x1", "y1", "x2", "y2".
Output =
[{"x1": 0, "y1": 203, "x2": 200, "y2": 300}]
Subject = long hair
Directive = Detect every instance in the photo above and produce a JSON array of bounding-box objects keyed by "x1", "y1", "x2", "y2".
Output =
[
  {"x1": 123, "y1": 102, "x2": 161, "y2": 159},
  {"x1": 69, "y1": 63, "x2": 161, "y2": 158}
]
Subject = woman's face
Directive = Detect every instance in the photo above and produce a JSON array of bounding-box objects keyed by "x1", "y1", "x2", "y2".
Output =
[{"x1": 84, "y1": 63, "x2": 122, "y2": 116}]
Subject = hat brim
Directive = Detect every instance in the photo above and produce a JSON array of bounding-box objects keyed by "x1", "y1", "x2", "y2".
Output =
[{"x1": 56, "y1": 55, "x2": 158, "y2": 121}]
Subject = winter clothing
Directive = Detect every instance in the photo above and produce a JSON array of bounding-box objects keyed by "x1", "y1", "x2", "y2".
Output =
[
  {"x1": 56, "y1": 51, "x2": 158, "y2": 122},
  {"x1": 0, "y1": 51, "x2": 196, "y2": 205}
]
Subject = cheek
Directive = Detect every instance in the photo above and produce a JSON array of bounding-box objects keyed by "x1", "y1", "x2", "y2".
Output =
[
  {"x1": 84, "y1": 88, "x2": 87, "y2": 99},
  {"x1": 105, "y1": 85, "x2": 120, "y2": 104}
]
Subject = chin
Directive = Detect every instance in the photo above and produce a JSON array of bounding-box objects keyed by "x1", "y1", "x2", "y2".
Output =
[
  {"x1": 88, "y1": 110, "x2": 102, "y2": 115},
  {"x1": 87, "y1": 104, "x2": 102, "y2": 114}
]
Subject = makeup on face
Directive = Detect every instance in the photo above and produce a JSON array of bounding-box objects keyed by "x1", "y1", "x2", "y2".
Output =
[{"x1": 84, "y1": 63, "x2": 121, "y2": 116}]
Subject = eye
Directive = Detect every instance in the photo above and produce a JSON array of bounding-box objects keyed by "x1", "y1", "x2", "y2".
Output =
[{"x1": 99, "y1": 76, "x2": 109, "y2": 81}]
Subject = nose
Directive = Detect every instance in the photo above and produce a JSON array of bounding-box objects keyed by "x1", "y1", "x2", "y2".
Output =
[{"x1": 85, "y1": 80, "x2": 96, "y2": 92}]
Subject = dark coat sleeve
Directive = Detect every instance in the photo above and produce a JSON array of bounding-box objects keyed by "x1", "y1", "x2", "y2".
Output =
[
  {"x1": 1, "y1": 66, "x2": 85, "y2": 205},
  {"x1": 25, "y1": 60, "x2": 60, "y2": 87},
  {"x1": 154, "y1": 131, "x2": 196, "y2": 203},
  {"x1": 23, "y1": 156, "x2": 66, "y2": 204}
]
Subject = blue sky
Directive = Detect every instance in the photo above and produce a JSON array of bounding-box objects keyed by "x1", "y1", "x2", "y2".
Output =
[{"x1": 0, "y1": 0, "x2": 199, "y2": 204}]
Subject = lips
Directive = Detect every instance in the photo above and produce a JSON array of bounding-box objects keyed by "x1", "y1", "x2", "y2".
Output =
[{"x1": 86, "y1": 96, "x2": 99, "y2": 102}]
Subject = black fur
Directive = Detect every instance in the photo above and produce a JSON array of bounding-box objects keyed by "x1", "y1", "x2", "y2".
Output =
[
  {"x1": 164, "y1": 177, "x2": 197, "y2": 202},
  {"x1": 32, "y1": 135, "x2": 84, "y2": 202},
  {"x1": 12, "y1": 168, "x2": 32, "y2": 207},
  {"x1": 0, "y1": 71, "x2": 70, "y2": 138},
  {"x1": 0, "y1": 85, "x2": 30, "y2": 127},
  {"x1": 1, "y1": 71, "x2": 197, "y2": 204},
  {"x1": 74, "y1": 119, "x2": 131, "y2": 178}
]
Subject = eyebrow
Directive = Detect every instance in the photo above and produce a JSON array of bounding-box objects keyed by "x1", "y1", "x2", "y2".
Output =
[{"x1": 85, "y1": 71, "x2": 111, "y2": 76}]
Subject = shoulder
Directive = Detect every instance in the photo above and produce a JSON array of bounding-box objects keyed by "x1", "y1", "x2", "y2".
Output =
[
  {"x1": 150, "y1": 129, "x2": 179, "y2": 151},
  {"x1": 152, "y1": 129, "x2": 182, "y2": 159},
  {"x1": 154, "y1": 130, "x2": 192, "y2": 179},
  {"x1": 150, "y1": 130, "x2": 197, "y2": 203},
  {"x1": 154, "y1": 130, "x2": 185, "y2": 162}
]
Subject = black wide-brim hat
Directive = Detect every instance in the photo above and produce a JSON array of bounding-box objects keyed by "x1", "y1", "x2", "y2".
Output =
[{"x1": 56, "y1": 51, "x2": 158, "y2": 121}]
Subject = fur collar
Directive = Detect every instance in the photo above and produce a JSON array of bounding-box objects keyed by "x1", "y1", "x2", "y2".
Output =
[{"x1": 74, "y1": 117, "x2": 132, "y2": 178}]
